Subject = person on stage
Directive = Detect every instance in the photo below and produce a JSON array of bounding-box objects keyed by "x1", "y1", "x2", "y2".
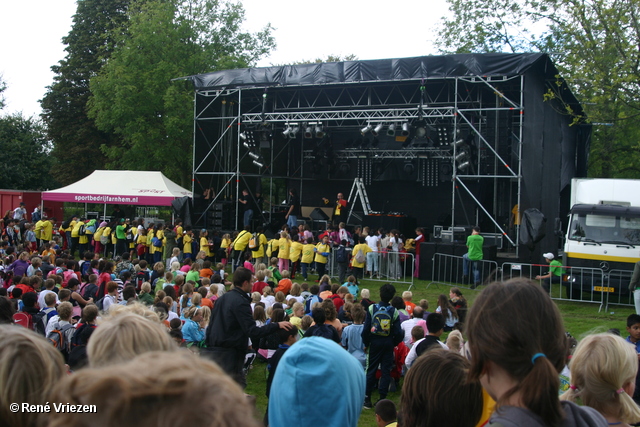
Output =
[{"x1": 323, "y1": 193, "x2": 347, "y2": 226}]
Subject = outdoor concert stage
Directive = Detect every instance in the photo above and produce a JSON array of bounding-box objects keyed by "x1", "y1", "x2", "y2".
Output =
[{"x1": 185, "y1": 53, "x2": 590, "y2": 260}]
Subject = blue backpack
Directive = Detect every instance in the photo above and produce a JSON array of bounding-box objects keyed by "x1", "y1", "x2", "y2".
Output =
[{"x1": 369, "y1": 304, "x2": 397, "y2": 337}]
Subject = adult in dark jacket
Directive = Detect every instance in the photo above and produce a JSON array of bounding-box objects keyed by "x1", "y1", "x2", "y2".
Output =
[
  {"x1": 205, "y1": 267, "x2": 292, "y2": 387},
  {"x1": 362, "y1": 283, "x2": 403, "y2": 408}
]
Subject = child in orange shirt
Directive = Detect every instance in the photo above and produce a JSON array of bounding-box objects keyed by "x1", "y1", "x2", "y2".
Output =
[{"x1": 200, "y1": 260, "x2": 214, "y2": 279}]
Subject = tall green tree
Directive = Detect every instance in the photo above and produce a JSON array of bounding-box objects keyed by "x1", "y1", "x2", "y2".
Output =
[
  {"x1": 88, "y1": 0, "x2": 275, "y2": 187},
  {"x1": 435, "y1": 0, "x2": 640, "y2": 178},
  {"x1": 40, "y1": 0, "x2": 133, "y2": 185},
  {"x1": 0, "y1": 75, "x2": 6, "y2": 110},
  {"x1": 0, "y1": 114, "x2": 56, "y2": 190}
]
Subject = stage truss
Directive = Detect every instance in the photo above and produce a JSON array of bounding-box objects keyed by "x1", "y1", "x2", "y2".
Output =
[{"x1": 193, "y1": 74, "x2": 525, "y2": 252}]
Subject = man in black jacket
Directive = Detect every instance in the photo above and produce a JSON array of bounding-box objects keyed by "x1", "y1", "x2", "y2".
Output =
[{"x1": 205, "y1": 267, "x2": 292, "y2": 387}]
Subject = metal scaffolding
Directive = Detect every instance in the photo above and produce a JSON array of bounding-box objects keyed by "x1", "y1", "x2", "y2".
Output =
[{"x1": 192, "y1": 74, "x2": 525, "y2": 253}]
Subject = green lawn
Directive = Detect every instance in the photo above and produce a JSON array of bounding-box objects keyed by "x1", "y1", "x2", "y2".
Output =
[{"x1": 244, "y1": 275, "x2": 634, "y2": 427}]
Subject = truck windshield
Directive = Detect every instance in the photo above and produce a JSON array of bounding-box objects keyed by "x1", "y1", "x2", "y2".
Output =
[{"x1": 569, "y1": 214, "x2": 640, "y2": 244}]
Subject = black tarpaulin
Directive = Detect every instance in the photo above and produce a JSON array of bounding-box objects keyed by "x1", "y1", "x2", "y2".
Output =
[
  {"x1": 520, "y1": 208, "x2": 547, "y2": 250},
  {"x1": 188, "y1": 53, "x2": 551, "y2": 90}
]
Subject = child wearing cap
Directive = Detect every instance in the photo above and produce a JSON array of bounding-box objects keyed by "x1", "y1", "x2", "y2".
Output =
[{"x1": 535, "y1": 252, "x2": 565, "y2": 295}]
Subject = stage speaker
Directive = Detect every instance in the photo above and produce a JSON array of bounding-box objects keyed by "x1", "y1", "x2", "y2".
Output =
[
  {"x1": 419, "y1": 242, "x2": 437, "y2": 280},
  {"x1": 310, "y1": 208, "x2": 330, "y2": 221},
  {"x1": 439, "y1": 162, "x2": 453, "y2": 182}
]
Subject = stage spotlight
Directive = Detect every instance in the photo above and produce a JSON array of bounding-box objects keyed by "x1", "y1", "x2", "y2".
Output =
[
  {"x1": 451, "y1": 139, "x2": 465, "y2": 149},
  {"x1": 455, "y1": 151, "x2": 468, "y2": 162},
  {"x1": 289, "y1": 126, "x2": 299, "y2": 139},
  {"x1": 414, "y1": 124, "x2": 427, "y2": 138},
  {"x1": 403, "y1": 161, "x2": 415, "y2": 175},
  {"x1": 248, "y1": 151, "x2": 260, "y2": 160},
  {"x1": 372, "y1": 123, "x2": 384, "y2": 136},
  {"x1": 387, "y1": 123, "x2": 396, "y2": 136},
  {"x1": 304, "y1": 126, "x2": 313, "y2": 139},
  {"x1": 401, "y1": 122, "x2": 410, "y2": 136},
  {"x1": 252, "y1": 160, "x2": 264, "y2": 168},
  {"x1": 282, "y1": 126, "x2": 292, "y2": 137},
  {"x1": 402, "y1": 137, "x2": 413, "y2": 148},
  {"x1": 315, "y1": 124, "x2": 325, "y2": 138},
  {"x1": 239, "y1": 132, "x2": 247, "y2": 141},
  {"x1": 242, "y1": 141, "x2": 251, "y2": 149},
  {"x1": 457, "y1": 160, "x2": 470, "y2": 171},
  {"x1": 361, "y1": 124, "x2": 372, "y2": 135}
]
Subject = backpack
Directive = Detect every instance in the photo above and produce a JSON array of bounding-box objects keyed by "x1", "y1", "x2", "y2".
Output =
[
  {"x1": 62, "y1": 269, "x2": 76, "y2": 287},
  {"x1": 100, "y1": 230, "x2": 110, "y2": 245},
  {"x1": 13, "y1": 312, "x2": 33, "y2": 329},
  {"x1": 152, "y1": 236, "x2": 162, "y2": 247},
  {"x1": 33, "y1": 307, "x2": 56, "y2": 335},
  {"x1": 370, "y1": 304, "x2": 396, "y2": 337},
  {"x1": 336, "y1": 246, "x2": 348, "y2": 263},
  {"x1": 305, "y1": 295, "x2": 321, "y2": 314},
  {"x1": 71, "y1": 323, "x2": 96, "y2": 348},
  {"x1": 136, "y1": 270, "x2": 149, "y2": 291},
  {"x1": 61, "y1": 219, "x2": 71, "y2": 229},
  {"x1": 248, "y1": 233, "x2": 258, "y2": 250},
  {"x1": 82, "y1": 283, "x2": 98, "y2": 300},
  {"x1": 81, "y1": 261, "x2": 91, "y2": 278},
  {"x1": 47, "y1": 322, "x2": 75, "y2": 356},
  {"x1": 126, "y1": 228, "x2": 134, "y2": 242},
  {"x1": 79, "y1": 223, "x2": 87, "y2": 235},
  {"x1": 355, "y1": 248, "x2": 366, "y2": 264},
  {"x1": 95, "y1": 297, "x2": 105, "y2": 311}
]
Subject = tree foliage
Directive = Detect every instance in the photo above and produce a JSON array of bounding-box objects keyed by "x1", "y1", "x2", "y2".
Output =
[
  {"x1": 275, "y1": 54, "x2": 359, "y2": 66},
  {"x1": 0, "y1": 75, "x2": 6, "y2": 110},
  {"x1": 40, "y1": 0, "x2": 132, "y2": 186},
  {"x1": 435, "y1": 0, "x2": 640, "y2": 178},
  {"x1": 0, "y1": 114, "x2": 56, "y2": 190},
  {"x1": 87, "y1": 0, "x2": 275, "y2": 187}
]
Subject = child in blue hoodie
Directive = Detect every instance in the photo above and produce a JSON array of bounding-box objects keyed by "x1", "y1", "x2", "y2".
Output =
[{"x1": 268, "y1": 337, "x2": 365, "y2": 427}]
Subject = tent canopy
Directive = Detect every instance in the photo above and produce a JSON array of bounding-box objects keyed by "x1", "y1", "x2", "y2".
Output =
[{"x1": 42, "y1": 170, "x2": 193, "y2": 206}]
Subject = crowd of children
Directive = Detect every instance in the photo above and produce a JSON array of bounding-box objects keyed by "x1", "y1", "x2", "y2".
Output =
[{"x1": 4, "y1": 210, "x2": 640, "y2": 427}]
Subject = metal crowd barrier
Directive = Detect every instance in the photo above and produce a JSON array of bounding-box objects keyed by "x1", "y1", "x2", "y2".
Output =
[
  {"x1": 420, "y1": 253, "x2": 613, "y2": 312},
  {"x1": 327, "y1": 250, "x2": 415, "y2": 288},
  {"x1": 423, "y1": 253, "x2": 498, "y2": 291},
  {"x1": 603, "y1": 269, "x2": 634, "y2": 311},
  {"x1": 500, "y1": 263, "x2": 607, "y2": 311}
]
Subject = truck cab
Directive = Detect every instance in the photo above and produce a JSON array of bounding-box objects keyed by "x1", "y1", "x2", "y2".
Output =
[{"x1": 565, "y1": 204, "x2": 640, "y2": 272}]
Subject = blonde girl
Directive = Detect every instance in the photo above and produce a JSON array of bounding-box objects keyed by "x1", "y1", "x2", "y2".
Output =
[
  {"x1": 219, "y1": 233, "x2": 232, "y2": 266},
  {"x1": 561, "y1": 333, "x2": 640, "y2": 426},
  {"x1": 278, "y1": 231, "x2": 291, "y2": 273}
]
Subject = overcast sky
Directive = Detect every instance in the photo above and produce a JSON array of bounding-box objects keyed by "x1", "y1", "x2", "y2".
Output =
[{"x1": 0, "y1": 0, "x2": 449, "y2": 119}]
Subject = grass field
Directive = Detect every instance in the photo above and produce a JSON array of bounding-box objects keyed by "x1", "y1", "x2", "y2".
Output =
[{"x1": 244, "y1": 274, "x2": 634, "y2": 427}]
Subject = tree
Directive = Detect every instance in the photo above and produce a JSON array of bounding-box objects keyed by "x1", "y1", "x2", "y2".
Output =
[
  {"x1": 0, "y1": 75, "x2": 6, "y2": 110},
  {"x1": 435, "y1": 0, "x2": 640, "y2": 178},
  {"x1": 0, "y1": 114, "x2": 56, "y2": 190},
  {"x1": 40, "y1": 0, "x2": 133, "y2": 185},
  {"x1": 88, "y1": 0, "x2": 275, "y2": 187},
  {"x1": 274, "y1": 54, "x2": 359, "y2": 66}
]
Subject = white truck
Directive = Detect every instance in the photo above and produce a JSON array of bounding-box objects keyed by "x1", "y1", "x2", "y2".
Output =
[{"x1": 564, "y1": 178, "x2": 640, "y2": 296}]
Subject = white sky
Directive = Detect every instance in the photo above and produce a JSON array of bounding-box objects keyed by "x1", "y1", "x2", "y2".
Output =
[{"x1": 0, "y1": 0, "x2": 449, "y2": 119}]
